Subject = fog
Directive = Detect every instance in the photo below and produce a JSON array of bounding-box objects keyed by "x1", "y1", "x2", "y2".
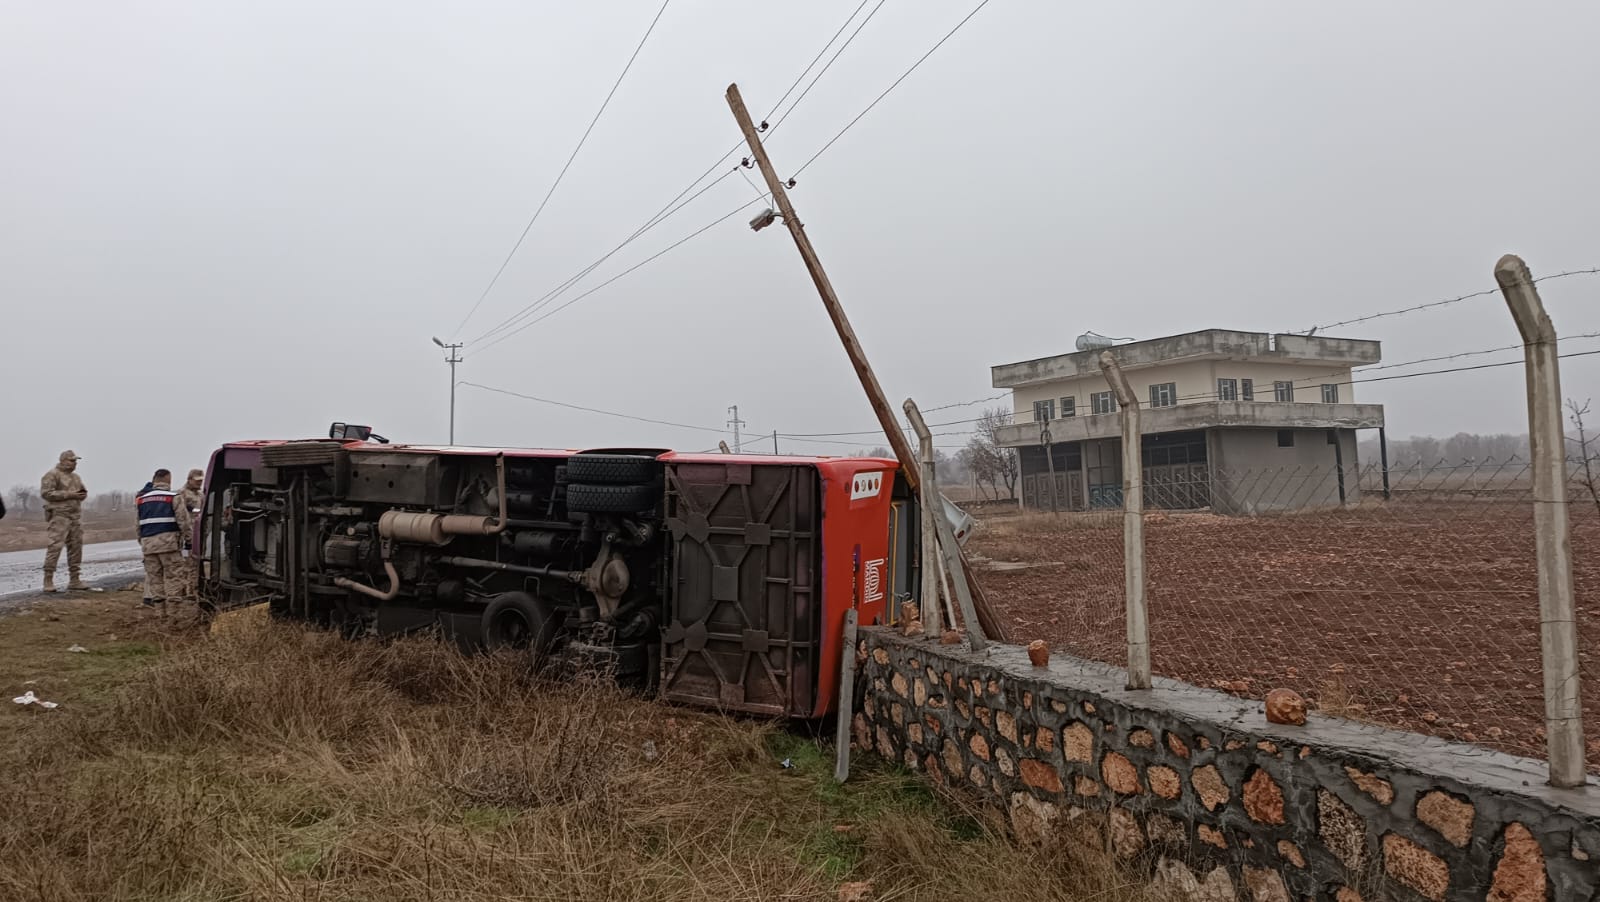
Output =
[{"x1": 3, "y1": 1, "x2": 1597, "y2": 494}]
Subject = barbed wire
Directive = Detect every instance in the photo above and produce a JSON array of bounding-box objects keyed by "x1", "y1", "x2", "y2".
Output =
[{"x1": 1294, "y1": 267, "x2": 1600, "y2": 335}]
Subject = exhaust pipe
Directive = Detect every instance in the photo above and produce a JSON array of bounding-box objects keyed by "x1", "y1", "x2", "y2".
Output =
[
  {"x1": 379, "y1": 455, "x2": 510, "y2": 543},
  {"x1": 335, "y1": 558, "x2": 400, "y2": 601}
]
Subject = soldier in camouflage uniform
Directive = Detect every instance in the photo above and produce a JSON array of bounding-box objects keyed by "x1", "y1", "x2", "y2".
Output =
[
  {"x1": 135, "y1": 469, "x2": 193, "y2": 615},
  {"x1": 40, "y1": 450, "x2": 89, "y2": 592},
  {"x1": 175, "y1": 468, "x2": 205, "y2": 596}
]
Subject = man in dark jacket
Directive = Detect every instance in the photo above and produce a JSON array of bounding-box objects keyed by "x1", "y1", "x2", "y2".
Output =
[{"x1": 136, "y1": 469, "x2": 192, "y2": 614}]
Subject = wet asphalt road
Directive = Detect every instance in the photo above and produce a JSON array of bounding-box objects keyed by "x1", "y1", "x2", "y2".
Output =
[{"x1": 0, "y1": 540, "x2": 144, "y2": 608}]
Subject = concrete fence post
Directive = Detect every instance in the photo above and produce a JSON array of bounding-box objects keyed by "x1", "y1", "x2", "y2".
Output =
[
  {"x1": 1495, "y1": 253, "x2": 1586, "y2": 789},
  {"x1": 1099, "y1": 352, "x2": 1150, "y2": 690},
  {"x1": 914, "y1": 407, "x2": 942, "y2": 634},
  {"x1": 906, "y1": 398, "x2": 988, "y2": 652}
]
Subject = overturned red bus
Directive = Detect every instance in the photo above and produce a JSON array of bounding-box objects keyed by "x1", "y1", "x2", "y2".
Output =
[{"x1": 195, "y1": 433, "x2": 921, "y2": 718}]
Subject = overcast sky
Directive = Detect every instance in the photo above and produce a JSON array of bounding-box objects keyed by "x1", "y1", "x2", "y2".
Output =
[{"x1": 3, "y1": 1, "x2": 1597, "y2": 495}]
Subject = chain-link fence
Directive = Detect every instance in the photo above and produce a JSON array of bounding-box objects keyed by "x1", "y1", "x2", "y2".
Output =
[{"x1": 968, "y1": 458, "x2": 1600, "y2": 771}]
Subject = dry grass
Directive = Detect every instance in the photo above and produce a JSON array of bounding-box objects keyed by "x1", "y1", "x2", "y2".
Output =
[{"x1": 0, "y1": 591, "x2": 1146, "y2": 902}]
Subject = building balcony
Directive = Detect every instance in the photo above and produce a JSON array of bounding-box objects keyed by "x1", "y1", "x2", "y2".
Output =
[{"x1": 993, "y1": 401, "x2": 1387, "y2": 447}]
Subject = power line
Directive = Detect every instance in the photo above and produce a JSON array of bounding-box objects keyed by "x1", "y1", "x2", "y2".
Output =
[
  {"x1": 473, "y1": 194, "x2": 771, "y2": 355},
  {"x1": 468, "y1": 167, "x2": 741, "y2": 346},
  {"x1": 764, "y1": 0, "x2": 889, "y2": 139},
  {"x1": 458, "y1": 381, "x2": 729, "y2": 435},
  {"x1": 1295, "y1": 267, "x2": 1600, "y2": 335},
  {"x1": 466, "y1": 3, "x2": 885, "y2": 351},
  {"x1": 764, "y1": 0, "x2": 875, "y2": 129},
  {"x1": 451, "y1": 0, "x2": 673, "y2": 336},
  {"x1": 791, "y1": 0, "x2": 997, "y2": 179}
]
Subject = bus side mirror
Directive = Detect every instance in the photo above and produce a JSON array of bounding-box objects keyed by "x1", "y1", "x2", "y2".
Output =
[{"x1": 328, "y1": 422, "x2": 374, "y2": 441}]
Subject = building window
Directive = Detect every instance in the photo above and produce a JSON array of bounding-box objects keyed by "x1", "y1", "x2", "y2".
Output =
[
  {"x1": 1149, "y1": 382, "x2": 1177, "y2": 408},
  {"x1": 1321, "y1": 383, "x2": 1339, "y2": 403},
  {"x1": 1032, "y1": 399, "x2": 1055, "y2": 422},
  {"x1": 1327, "y1": 429, "x2": 1339, "y2": 445},
  {"x1": 1090, "y1": 391, "x2": 1116, "y2": 415},
  {"x1": 1274, "y1": 381, "x2": 1295, "y2": 402},
  {"x1": 1060, "y1": 396, "x2": 1076, "y2": 417},
  {"x1": 1241, "y1": 378, "x2": 1254, "y2": 401},
  {"x1": 1217, "y1": 378, "x2": 1237, "y2": 402},
  {"x1": 1277, "y1": 429, "x2": 1295, "y2": 448}
]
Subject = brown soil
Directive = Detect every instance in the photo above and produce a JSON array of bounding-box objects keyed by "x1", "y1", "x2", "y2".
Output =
[
  {"x1": 0, "y1": 511, "x2": 136, "y2": 552},
  {"x1": 971, "y1": 505, "x2": 1600, "y2": 769}
]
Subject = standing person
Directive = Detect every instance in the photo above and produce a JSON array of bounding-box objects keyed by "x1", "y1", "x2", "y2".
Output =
[
  {"x1": 176, "y1": 468, "x2": 205, "y2": 596},
  {"x1": 135, "y1": 469, "x2": 192, "y2": 615},
  {"x1": 40, "y1": 450, "x2": 88, "y2": 592}
]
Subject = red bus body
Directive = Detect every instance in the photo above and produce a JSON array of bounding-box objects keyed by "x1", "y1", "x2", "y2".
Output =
[{"x1": 196, "y1": 439, "x2": 916, "y2": 719}]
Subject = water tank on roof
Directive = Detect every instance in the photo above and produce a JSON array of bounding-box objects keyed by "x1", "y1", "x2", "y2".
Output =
[{"x1": 1075, "y1": 331, "x2": 1127, "y2": 351}]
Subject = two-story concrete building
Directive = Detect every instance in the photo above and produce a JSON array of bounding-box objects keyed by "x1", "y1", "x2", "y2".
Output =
[{"x1": 991, "y1": 330, "x2": 1386, "y2": 513}]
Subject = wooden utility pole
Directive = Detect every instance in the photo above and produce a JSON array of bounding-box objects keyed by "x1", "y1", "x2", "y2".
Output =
[
  {"x1": 725, "y1": 84, "x2": 919, "y2": 478},
  {"x1": 726, "y1": 82, "x2": 1008, "y2": 640}
]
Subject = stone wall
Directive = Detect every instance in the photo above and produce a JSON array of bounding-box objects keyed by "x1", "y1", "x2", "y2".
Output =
[{"x1": 855, "y1": 628, "x2": 1600, "y2": 902}]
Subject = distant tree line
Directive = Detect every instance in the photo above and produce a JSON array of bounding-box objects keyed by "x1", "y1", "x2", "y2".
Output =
[
  {"x1": 5, "y1": 486, "x2": 133, "y2": 517},
  {"x1": 1357, "y1": 432, "x2": 1532, "y2": 468}
]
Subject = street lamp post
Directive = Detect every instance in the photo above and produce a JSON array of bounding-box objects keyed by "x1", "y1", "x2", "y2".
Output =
[{"x1": 432, "y1": 337, "x2": 463, "y2": 444}]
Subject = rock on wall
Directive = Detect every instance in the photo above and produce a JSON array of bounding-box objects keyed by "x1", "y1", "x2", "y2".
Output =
[{"x1": 856, "y1": 628, "x2": 1600, "y2": 902}]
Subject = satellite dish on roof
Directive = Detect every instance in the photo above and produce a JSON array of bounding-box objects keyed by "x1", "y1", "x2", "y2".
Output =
[{"x1": 1075, "y1": 331, "x2": 1132, "y2": 351}]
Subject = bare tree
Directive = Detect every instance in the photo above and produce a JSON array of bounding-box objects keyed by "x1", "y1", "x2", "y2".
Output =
[
  {"x1": 959, "y1": 407, "x2": 1019, "y2": 501},
  {"x1": 7, "y1": 484, "x2": 39, "y2": 514},
  {"x1": 1566, "y1": 399, "x2": 1600, "y2": 516},
  {"x1": 90, "y1": 490, "x2": 132, "y2": 513}
]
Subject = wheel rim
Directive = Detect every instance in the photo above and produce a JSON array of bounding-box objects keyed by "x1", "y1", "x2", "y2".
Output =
[{"x1": 491, "y1": 608, "x2": 533, "y2": 648}]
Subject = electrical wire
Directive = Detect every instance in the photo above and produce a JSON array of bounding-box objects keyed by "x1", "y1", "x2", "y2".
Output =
[
  {"x1": 457, "y1": 381, "x2": 729, "y2": 434},
  {"x1": 465, "y1": 2, "x2": 886, "y2": 351},
  {"x1": 791, "y1": 0, "x2": 996, "y2": 179},
  {"x1": 764, "y1": 0, "x2": 889, "y2": 139},
  {"x1": 473, "y1": 194, "x2": 771, "y2": 355},
  {"x1": 467, "y1": 168, "x2": 741, "y2": 346},
  {"x1": 452, "y1": 0, "x2": 673, "y2": 336}
]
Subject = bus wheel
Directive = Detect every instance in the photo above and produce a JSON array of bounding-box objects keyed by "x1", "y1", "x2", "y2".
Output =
[{"x1": 481, "y1": 592, "x2": 558, "y2": 662}]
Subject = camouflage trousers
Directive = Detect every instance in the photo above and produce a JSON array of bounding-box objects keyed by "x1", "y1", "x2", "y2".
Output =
[
  {"x1": 172, "y1": 553, "x2": 199, "y2": 598},
  {"x1": 140, "y1": 534, "x2": 189, "y2": 604},
  {"x1": 43, "y1": 510, "x2": 83, "y2": 575}
]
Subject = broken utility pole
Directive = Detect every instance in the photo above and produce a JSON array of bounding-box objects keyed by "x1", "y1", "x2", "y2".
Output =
[{"x1": 725, "y1": 81, "x2": 1007, "y2": 641}]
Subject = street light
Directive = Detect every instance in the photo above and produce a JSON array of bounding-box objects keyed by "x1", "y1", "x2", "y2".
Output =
[{"x1": 432, "y1": 337, "x2": 464, "y2": 444}]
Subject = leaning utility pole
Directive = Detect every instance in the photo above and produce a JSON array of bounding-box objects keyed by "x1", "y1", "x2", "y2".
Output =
[
  {"x1": 726, "y1": 82, "x2": 1007, "y2": 641},
  {"x1": 725, "y1": 85, "x2": 918, "y2": 475}
]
